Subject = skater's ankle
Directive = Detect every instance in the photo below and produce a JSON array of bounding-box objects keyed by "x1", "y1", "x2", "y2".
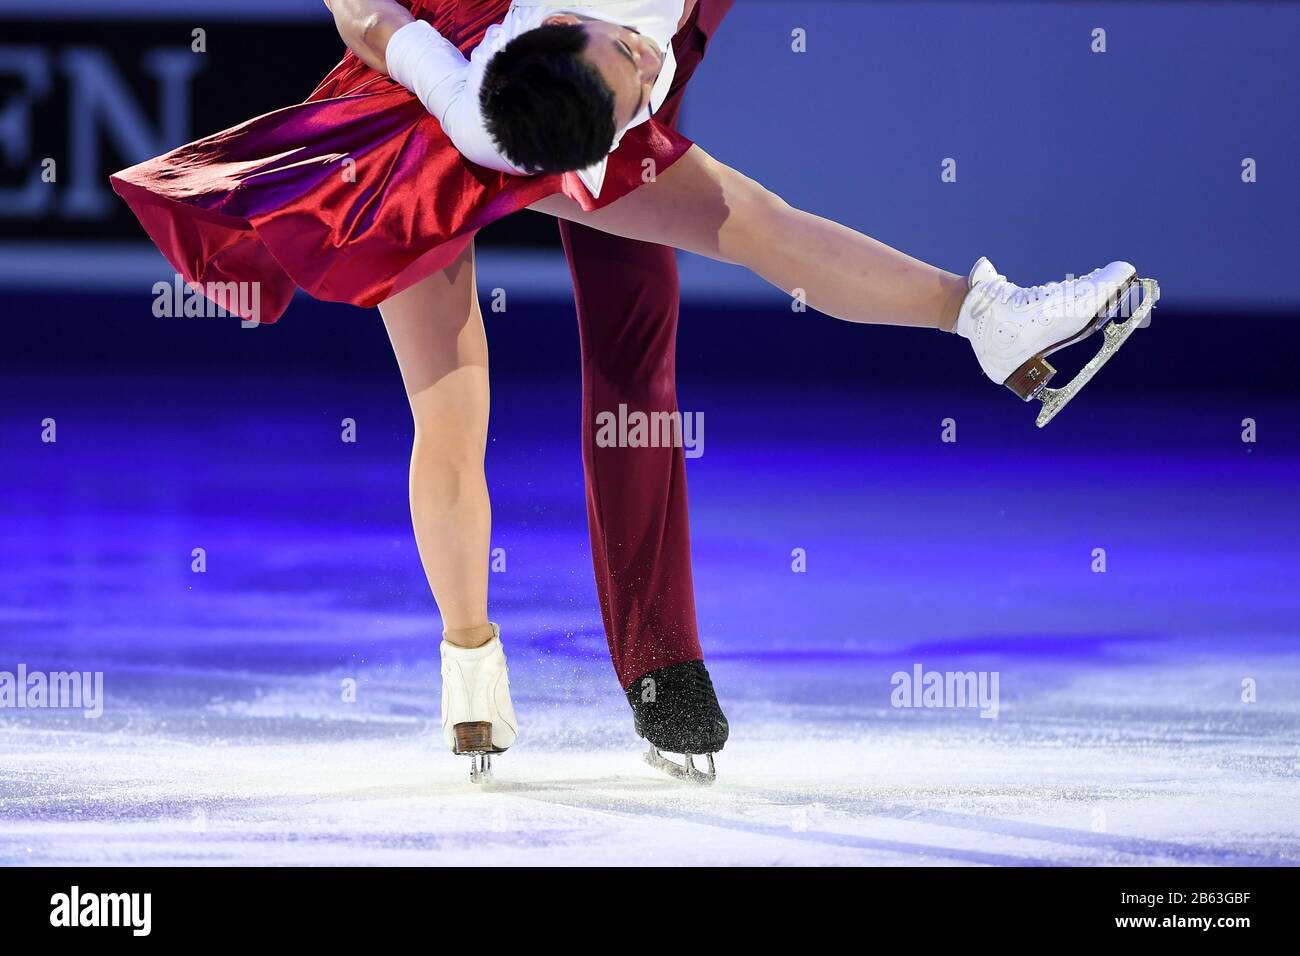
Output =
[
  {"x1": 443, "y1": 621, "x2": 497, "y2": 649},
  {"x1": 937, "y1": 273, "x2": 967, "y2": 334}
]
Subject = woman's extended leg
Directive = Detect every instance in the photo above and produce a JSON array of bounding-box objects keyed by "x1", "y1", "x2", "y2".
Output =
[
  {"x1": 530, "y1": 145, "x2": 970, "y2": 331},
  {"x1": 379, "y1": 243, "x2": 494, "y2": 649}
]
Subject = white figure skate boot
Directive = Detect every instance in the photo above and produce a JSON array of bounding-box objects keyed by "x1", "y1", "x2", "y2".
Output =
[
  {"x1": 956, "y1": 257, "x2": 1158, "y2": 426},
  {"x1": 440, "y1": 624, "x2": 518, "y2": 783}
]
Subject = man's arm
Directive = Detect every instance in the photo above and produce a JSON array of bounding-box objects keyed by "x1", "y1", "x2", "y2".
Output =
[
  {"x1": 323, "y1": 0, "x2": 520, "y2": 172},
  {"x1": 322, "y1": 0, "x2": 414, "y2": 75}
]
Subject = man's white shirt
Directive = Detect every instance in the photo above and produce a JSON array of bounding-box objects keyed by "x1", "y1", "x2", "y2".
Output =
[{"x1": 385, "y1": 0, "x2": 685, "y2": 199}]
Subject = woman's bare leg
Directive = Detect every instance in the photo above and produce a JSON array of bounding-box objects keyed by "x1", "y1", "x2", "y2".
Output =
[
  {"x1": 379, "y1": 244, "x2": 494, "y2": 649},
  {"x1": 530, "y1": 145, "x2": 969, "y2": 331}
]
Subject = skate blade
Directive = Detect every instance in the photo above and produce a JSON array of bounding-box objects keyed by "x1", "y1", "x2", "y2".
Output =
[
  {"x1": 1035, "y1": 278, "x2": 1159, "y2": 428},
  {"x1": 452, "y1": 722, "x2": 503, "y2": 785},
  {"x1": 1004, "y1": 274, "x2": 1140, "y2": 401},
  {"x1": 643, "y1": 746, "x2": 717, "y2": 785},
  {"x1": 467, "y1": 752, "x2": 493, "y2": 785}
]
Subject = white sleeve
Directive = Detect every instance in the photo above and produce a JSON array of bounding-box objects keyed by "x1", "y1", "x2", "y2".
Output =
[{"x1": 385, "y1": 20, "x2": 524, "y2": 174}]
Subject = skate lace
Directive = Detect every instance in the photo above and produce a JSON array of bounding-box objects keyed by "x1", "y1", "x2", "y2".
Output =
[
  {"x1": 685, "y1": 663, "x2": 716, "y2": 703},
  {"x1": 994, "y1": 280, "x2": 1059, "y2": 309}
]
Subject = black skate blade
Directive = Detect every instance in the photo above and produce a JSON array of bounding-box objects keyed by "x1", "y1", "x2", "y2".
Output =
[{"x1": 643, "y1": 746, "x2": 716, "y2": 785}]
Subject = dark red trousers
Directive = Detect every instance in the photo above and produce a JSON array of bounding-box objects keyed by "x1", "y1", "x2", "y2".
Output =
[{"x1": 558, "y1": 0, "x2": 731, "y2": 690}]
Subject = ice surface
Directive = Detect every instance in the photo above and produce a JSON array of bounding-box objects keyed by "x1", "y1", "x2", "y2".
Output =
[
  {"x1": 3, "y1": 653, "x2": 1298, "y2": 866},
  {"x1": 2, "y1": 377, "x2": 1298, "y2": 865}
]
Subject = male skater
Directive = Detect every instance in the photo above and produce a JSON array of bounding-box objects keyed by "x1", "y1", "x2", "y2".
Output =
[{"x1": 557, "y1": 1, "x2": 733, "y2": 777}]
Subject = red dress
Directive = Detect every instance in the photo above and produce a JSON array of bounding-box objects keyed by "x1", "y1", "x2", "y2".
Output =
[{"x1": 109, "y1": 0, "x2": 694, "y2": 324}]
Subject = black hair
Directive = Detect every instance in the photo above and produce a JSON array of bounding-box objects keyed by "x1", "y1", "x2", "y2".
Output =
[{"x1": 479, "y1": 23, "x2": 617, "y2": 174}]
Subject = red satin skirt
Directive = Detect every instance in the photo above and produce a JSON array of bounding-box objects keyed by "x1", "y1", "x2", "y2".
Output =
[{"x1": 109, "y1": 0, "x2": 694, "y2": 324}]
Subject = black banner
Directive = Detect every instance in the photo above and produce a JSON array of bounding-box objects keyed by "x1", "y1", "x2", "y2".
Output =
[
  {"x1": 0, "y1": 14, "x2": 552, "y2": 247},
  {"x1": 0, "y1": 866, "x2": 1291, "y2": 942}
]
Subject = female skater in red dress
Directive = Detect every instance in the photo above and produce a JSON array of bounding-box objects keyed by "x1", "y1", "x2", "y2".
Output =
[{"x1": 111, "y1": 0, "x2": 1143, "y2": 782}]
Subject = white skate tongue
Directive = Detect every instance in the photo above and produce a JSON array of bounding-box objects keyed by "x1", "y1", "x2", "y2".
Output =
[
  {"x1": 955, "y1": 256, "x2": 1006, "y2": 341},
  {"x1": 967, "y1": 256, "x2": 1002, "y2": 290}
]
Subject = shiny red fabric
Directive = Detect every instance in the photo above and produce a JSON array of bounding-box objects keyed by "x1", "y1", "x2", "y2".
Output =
[{"x1": 109, "y1": 0, "x2": 695, "y2": 323}]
